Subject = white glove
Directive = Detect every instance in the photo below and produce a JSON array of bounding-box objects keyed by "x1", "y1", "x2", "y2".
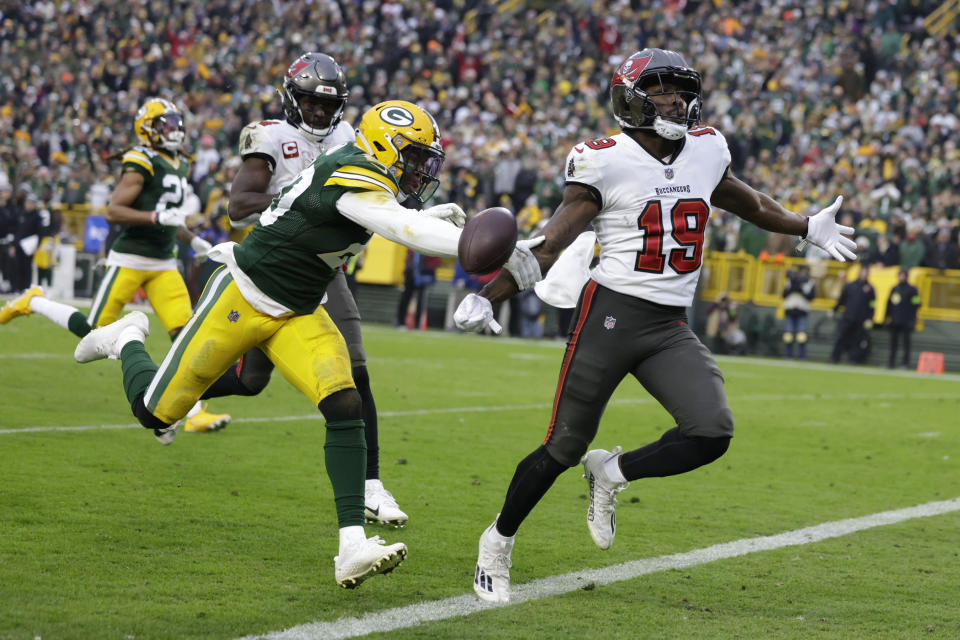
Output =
[
  {"x1": 454, "y1": 293, "x2": 502, "y2": 334},
  {"x1": 423, "y1": 203, "x2": 466, "y2": 228},
  {"x1": 181, "y1": 192, "x2": 202, "y2": 217},
  {"x1": 803, "y1": 196, "x2": 858, "y2": 262},
  {"x1": 156, "y1": 206, "x2": 188, "y2": 227},
  {"x1": 190, "y1": 235, "x2": 213, "y2": 264},
  {"x1": 504, "y1": 235, "x2": 545, "y2": 290}
]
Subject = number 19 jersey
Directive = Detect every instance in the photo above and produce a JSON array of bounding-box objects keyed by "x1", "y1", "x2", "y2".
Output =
[{"x1": 564, "y1": 127, "x2": 731, "y2": 307}]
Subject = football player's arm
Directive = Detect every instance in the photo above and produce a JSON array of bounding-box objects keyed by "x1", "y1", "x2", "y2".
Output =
[
  {"x1": 105, "y1": 171, "x2": 153, "y2": 226},
  {"x1": 478, "y1": 183, "x2": 600, "y2": 304},
  {"x1": 336, "y1": 190, "x2": 461, "y2": 257},
  {"x1": 710, "y1": 169, "x2": 808, "y2": 236},
  {"x1": 228, "y1": 156, "x2": 278, "y2": 226}
]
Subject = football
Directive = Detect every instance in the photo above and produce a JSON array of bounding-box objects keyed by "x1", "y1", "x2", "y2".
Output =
[{"x1": 457, "y1": 207, "x2": 518, "y2": 275}]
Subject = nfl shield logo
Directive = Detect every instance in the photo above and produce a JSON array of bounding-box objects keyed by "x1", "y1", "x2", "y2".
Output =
[
  {"x1": 664, "y1": 168, "x2": 674, "y2": 180},
  {"x1": 228, "y1": 310, "x2": 240, "y2": 323},
  {"x1": 603, "y1": 315, "x2": 616, "y2": 330}
]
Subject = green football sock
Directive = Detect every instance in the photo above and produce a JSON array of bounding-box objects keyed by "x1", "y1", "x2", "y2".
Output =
[
  {"x1": 120, "y1": 342, "x2": 159, "y2": 407},
  {"x1": 68, "y1": 311, "x2": 91, "y2": 338},
  {"x1": 324, "y1": 419, "x2": 367, "y2": 528}
]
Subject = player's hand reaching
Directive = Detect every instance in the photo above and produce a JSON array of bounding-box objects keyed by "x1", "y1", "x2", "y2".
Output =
[
  {"x1": 454, "y1": 293, "x2": 502, "y2": 334},
  {"x1": 804, "y1": 196, "x2": 858, "y2": 262},
  {"x1": 505, "y1": 235, "x2": 545, "y2": 290},
  {"x1": 423, "y1": 203, "x2": 466, "y2": 228},
  {"x1": 191, "y1": 235, "x2": 213, "y2": 264}
]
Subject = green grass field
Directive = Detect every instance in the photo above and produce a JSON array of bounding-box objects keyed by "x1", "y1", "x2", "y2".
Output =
[{"x1": 1, "y1": 310, "x2": 959, "y2": 640}]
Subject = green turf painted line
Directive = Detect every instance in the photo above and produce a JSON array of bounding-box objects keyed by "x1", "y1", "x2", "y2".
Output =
[
  {"x1": 1, "y1": 391, "x2": 956, "y2": 435},
  {"x1": 236, "y1": 497, "x2": 960, "y2": 640}
]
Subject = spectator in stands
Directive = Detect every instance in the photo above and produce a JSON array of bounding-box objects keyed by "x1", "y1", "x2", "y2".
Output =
[
  {"x1": 782, "y1": 264, "x2": 816, "y2": 360},
  {"x1": 884, "y1": 268, "x2": 920, "y2": 369},
  {"x1": 898, "y1": 223, "x2": 927, "y2": 270},
  {"x1": 192, "y1": 134, "x2": 221, "y2": 191},
  {"x1": 830, "y1": 265, "x2": 876, "y2": 364},
  {"x1": 924, "y1": 227, "x2": 959, "y2": 271}
]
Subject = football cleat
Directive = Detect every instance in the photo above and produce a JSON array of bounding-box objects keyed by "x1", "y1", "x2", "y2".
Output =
[
  {"x1": 334, "y1": 535, "x2": 407, "y2": 589},
  {"x1": 184, "y1": 404, "x2": 231, "y2": 433},
  {"x1": 74, "y1": 311, "x2": 150, "y2": 363},
  {"x1": 0, "y1": 286, "x2": 44, "y2": 324},
  {"x1": 582, "y1": 446, "x2": 628, "y2": 550},
  {"x1": 153, "y1": 421, "x2": 179, "y2": 446},
  {"x1": 364, "y1": 479, "x2": 408, "y2": 527},
  {"x1": 474, "y1": 519, "x2": 513, "y2": 603}
]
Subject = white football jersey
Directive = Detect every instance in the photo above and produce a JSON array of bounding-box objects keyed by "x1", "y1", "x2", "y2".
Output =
[
  {"x1": 238, "y1": 118, "x2": 355, "y2": 194},
  {"x1": 564, "y1": 127, "x2": 731, "y2": 307}
]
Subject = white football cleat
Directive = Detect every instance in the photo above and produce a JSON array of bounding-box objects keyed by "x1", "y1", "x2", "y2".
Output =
[
  {"x1": 582, "y1": 446, "x2": 628, "y2": 550},
  {"x1": 364, "y1": 479, "x2": 408, "y2": 527},
  {"x1": 334, "y1": 535, "x2": 407, "y2": 589},
  {"x1": 473, "y1": 519, "x2": 513, "y2": 603},
  {"x1": 74, "y1": 311, "x2": 150, "y2": 363},
  {"x1": 153, "y1": 421, "x2": 179, "y2": 446}
]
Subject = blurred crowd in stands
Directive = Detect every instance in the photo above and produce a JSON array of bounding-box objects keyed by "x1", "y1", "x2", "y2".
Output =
[{"x1": 1, "y1": 0, "x2": 959, "y2": 297}]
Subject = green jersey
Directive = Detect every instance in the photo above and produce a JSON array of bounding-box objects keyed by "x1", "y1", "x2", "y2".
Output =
[
  {"x1": 110, "y1": 146, "x2": 189, "y2": 259},
  {"x1": 234, "y1": 143, "x2": 399, "y2": 315}
]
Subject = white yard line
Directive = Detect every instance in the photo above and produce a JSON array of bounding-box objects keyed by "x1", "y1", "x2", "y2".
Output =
[
  {"x1": 1, "y1": 392, "x2": 957, "y2": 435},
  {"x1": 235, "y1": 496, "x2": 960, "y2": 640}
]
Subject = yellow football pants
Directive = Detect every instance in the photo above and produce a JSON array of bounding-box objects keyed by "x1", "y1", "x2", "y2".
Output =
[
  {"x1": 88, "y1": 265, "x2": 191, "y2": 332},
  {"x1": 143, "y1": 268, "x2": 354, "y2": 423}
]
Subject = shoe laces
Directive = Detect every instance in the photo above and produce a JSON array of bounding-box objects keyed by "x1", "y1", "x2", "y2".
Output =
[{"x1": 369, "y1": 485, "x2": 400, "y2": 509}]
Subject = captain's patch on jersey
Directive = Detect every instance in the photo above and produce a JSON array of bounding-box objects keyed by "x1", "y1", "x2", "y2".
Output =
[{"x1": 282, "y1": 141, "x2": 300, "y2": 159}]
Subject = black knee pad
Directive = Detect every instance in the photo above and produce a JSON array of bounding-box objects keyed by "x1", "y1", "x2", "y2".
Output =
[
  {"x1": 318, "y1": 388, "x2": 363, "y2": 423},
  {"x1": 543, "y1": 421, "x2": 592, "y2": 468},
  {"x1": 237, "y1": 348, "x2": 273, "y2": 394},
  {"x1": 351, "y1": 365, "x2": 370, "y2": 393},
  {"x1": 132, "y1": 394, "x2": 172, "y2": 431}
]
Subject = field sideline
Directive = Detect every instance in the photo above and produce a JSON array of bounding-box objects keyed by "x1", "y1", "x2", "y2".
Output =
[{"x1": 1, "y1": 315, "x2": 959, "y2": 639}]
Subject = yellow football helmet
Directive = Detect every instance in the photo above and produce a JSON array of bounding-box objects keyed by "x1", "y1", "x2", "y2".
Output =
[
  {"x1": 355, "y1": 100, "x2": 445, "y2": 205},
  {"x1": 134, "y1": 98, "x2": 185, "y2": 152}
]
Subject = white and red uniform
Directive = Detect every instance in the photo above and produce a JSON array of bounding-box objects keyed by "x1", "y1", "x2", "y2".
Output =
[{"x1": 542, "y1": 126, "x2": 734, "y2": 468}]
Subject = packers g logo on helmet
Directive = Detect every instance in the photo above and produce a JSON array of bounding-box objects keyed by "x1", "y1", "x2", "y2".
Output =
[
  {"x1": 134, "y1": 98, "x2": 185, "y2": 152},
  {"x1": 355, "y1": 100, "x2": 444, "y2": 206}
]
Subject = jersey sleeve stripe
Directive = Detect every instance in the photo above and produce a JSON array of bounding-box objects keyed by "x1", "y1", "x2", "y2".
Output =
[
  {"x1": 122, "y1": 152, "x2": 155, "y2": 174},
  {"x1": 336, "y1": 165, "x2": 398, "y2": 191},
  {"x1": 327, "y1": 167, "x2": 398, "y2": 195},
  {"x1": 326, "y1": 175, "x2": 396, "y2": 195}
]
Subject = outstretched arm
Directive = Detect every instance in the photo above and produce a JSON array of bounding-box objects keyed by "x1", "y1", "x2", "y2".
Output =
[
  {"x1": 710, "y1": 170, "x2": 808, "y2": 236},
  {"x1": 711, "y1": 169, "x2": 857, "y2": 261}
]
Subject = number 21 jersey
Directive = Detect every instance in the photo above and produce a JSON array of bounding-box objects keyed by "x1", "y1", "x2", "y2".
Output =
[{"x1": 564, "y1": 127, "x2": 731, "y2": 307}]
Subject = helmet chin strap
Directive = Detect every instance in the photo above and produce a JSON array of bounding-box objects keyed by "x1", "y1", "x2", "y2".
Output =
[
  {"x1": 652, "y1": 117, "x2": 686, "y2": 140},
  {"x1": 296, "y1": 117, "x2": 333, "y2": 142}
]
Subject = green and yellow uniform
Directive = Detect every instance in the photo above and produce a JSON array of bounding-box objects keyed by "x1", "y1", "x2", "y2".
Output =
[
  {"x1": 88, "y1": 147, "x2": 192, "y2": 331},
  {"x1": 144, "y1": 143, "x2": 398, "y2": 422}
]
